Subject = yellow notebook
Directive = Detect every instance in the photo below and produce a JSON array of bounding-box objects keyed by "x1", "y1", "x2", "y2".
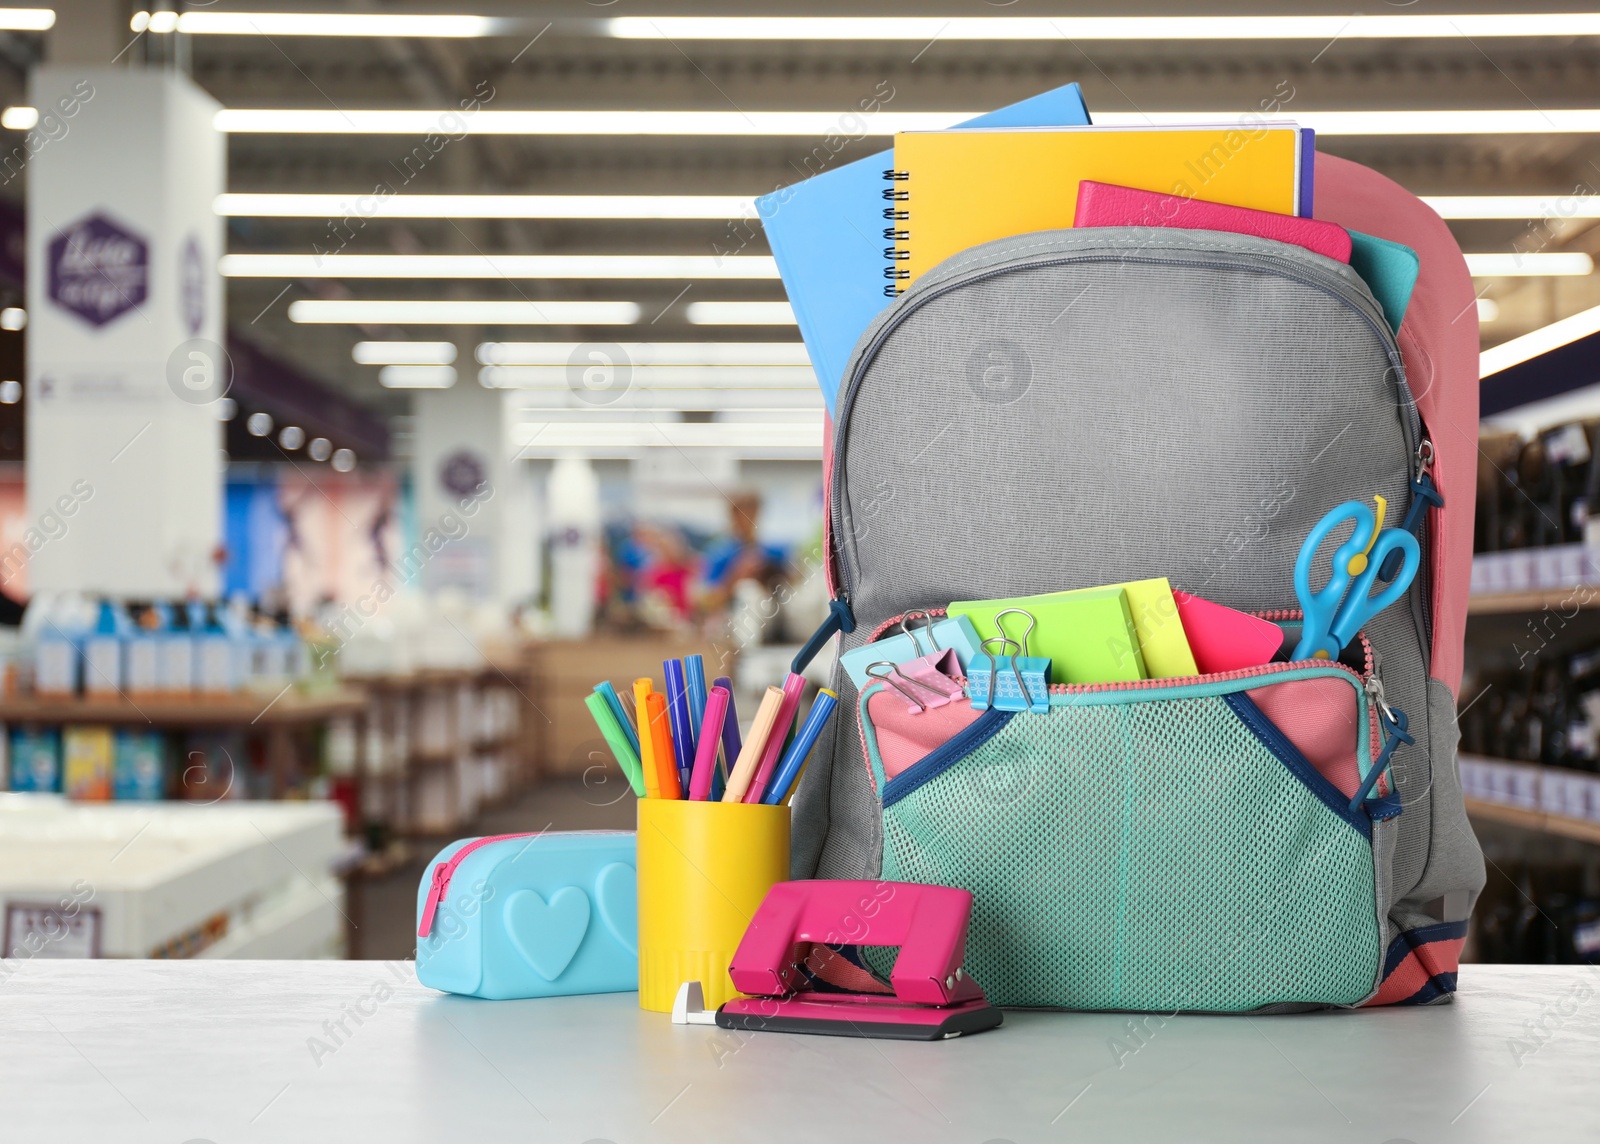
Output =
[{"x1": 890, "y1": 124, "x2": 1303, "y2": 288}]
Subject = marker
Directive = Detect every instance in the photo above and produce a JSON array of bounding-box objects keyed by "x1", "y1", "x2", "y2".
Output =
[
  {"x1": 712, "y1": 674, "x2": 740, "y2": 801},
  {"x1": 663, "y1": 658, "x2": 696, "y2": 793},
  {"x1": 634, "y1": 678, "x2": 660, "y2": 798},
  {"x1": 744, "y1": 672, "x2": 806, "y2": 804},
  {"x1": 684, "y1": 654, "x2": 709, "y2": 746},
  {"x1": 761, "y1": 689, "x2": 836, "y2": 805},
  {"x1": 584, "y1": 692, "x2": 645, "y2": 797},
  {"x1": 688, "y1": 685, "x2": 730, "y2": 801},
  {"x1": 723, "y1": 686, "x2": 784, "y2": 803},
  {"x1": 645, "y1": 691, "x2": 681, "y2": 799},
  {"x1": 593, "y1": 681, "x2": 639, "y2": 757}
]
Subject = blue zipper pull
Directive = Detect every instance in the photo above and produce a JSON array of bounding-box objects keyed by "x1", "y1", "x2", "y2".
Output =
[
  {"x1": 791, "y1": 598, "x2": 856, "y2": 675},
  {"x1": 1379, "y1": 438, "x2": 1442, "y2": 583},
  {"x1": 1351, "y1": 676, "x2": 1412, "y2": 815}
]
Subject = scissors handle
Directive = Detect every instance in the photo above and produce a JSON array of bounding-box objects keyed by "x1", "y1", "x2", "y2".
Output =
[
  {"x1": 1329, "y1": 529, "x2": 1420, "y2": 650},
  {"x1": 1292, "y1": 501, "x2": 1375, "y2": 660}
]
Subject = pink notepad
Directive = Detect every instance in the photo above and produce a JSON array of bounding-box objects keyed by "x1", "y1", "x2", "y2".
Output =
[
  {"x1": 1173, "y1": 591, "x2": 1286, "y2": 674},
  {"x1": 1074, "y1": 180, "x2": 1353, "y2": 263}
]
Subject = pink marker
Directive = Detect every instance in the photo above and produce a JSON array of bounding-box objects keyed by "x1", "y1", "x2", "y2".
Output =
[
  {"x1": 744, "y1": 672, "x2": 806, "y2": 803},
  {"x1": 689, "y1": 685, "x2": 730, "y2": 801}
]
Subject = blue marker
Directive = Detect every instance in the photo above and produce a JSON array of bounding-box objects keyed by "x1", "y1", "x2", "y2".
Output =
[
  {"x1": 663, "y1": 658, "x2": 696, "y2": 794},
  {"x1": 761, "y1": 689, "x2": 837, "y2": 805},
  {"x1": 592, "y1": 681, "x2": 639, "y2": 757},
  {"x1": 684, "y1": 654, "x2": 709, "y2": 746}
]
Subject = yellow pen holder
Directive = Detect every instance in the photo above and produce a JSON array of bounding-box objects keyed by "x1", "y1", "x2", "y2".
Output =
[{"x1": 636, "y1": 798, "x2": 790, "y2": 1013}]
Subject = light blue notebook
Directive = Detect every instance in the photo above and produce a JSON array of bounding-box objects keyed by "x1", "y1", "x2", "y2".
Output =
[
  {"x1": 1347, "y1": 230, "x2": 1419, "y2": 333},
  {"x1": 758, "y1": 83, "x2": 1091, "y2": 417}
]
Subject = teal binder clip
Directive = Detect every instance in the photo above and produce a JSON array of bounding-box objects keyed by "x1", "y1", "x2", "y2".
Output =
[{"x1": 968, "y1": 609, "x2": 1050, "y2": 714}]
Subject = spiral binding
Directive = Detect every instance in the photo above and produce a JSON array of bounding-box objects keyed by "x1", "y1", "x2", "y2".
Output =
[{"x1": 882, "y1": 169, "x2": 910, "y2": 298}]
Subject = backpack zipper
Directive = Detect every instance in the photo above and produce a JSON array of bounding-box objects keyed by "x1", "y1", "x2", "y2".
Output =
[
  {"x1": 416, "y1": 830, "x2": 627, "y2": 937},
  {"x1": 828, "y1": 244, "x2": 1425, "y2": 647},
  {"x1": 860, "y1": 604, "x2": 1375, "y2": 694}
]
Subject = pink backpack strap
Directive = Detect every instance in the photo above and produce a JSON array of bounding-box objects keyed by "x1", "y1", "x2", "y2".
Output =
[{"x1": 1312, "y1": 153, "x2": 1480, "y2": 698}]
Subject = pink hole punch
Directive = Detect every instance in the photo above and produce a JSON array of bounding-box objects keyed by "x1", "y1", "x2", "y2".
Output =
[{"x1": 714, "y1": 880, "x2": 1003, "y2": 1041}]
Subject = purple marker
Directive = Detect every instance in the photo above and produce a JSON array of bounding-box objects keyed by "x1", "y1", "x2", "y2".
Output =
[{"x1": 713, "y1": 675, "x2": 741, "y2": 801}]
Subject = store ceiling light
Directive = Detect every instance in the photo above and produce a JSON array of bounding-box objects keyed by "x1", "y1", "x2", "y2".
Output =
[
  {"x1": 287, "y1": 300, "x2": 642, "y2": 325},
  {"x1": 1465, "y1": 252, "x2": 1594, "y2": 276},
  {"x1": 0, "y1": 9, "x2": 54, "y2": 31},
  {"x1": 512, "y1": 420, "x2": 823, "y2": 451},
  {"x1": 685, "y1": 302, "x2": 797, "y2": 326},
  {"x1": 1093, "y1": 110, "x2": 1600, "y2": 135},
  {"x1": 222, "y1": 253, "x2": 777, "y2": 280},
  {"x1": 0, "y1": 307, "x2": 25, "y2": 331},
  {"x1": 131, "y1": 11, "x2": 494, "y2": 36},
  {"x1": 213, "y1": 107, "x2": 1600, "y2": 137},
  {"x1": 481, "y1": 365, "x2": 818, "y2": 389},
  {"x1": 1424, "y1": 195, "x2": 1600, "y2": 219},
  {"x1": 1480, "y1": 302, "x2": 1600, "y2": 377},
  {"x1": 1478, "y1": 299, "x2": 1501, "y2": 322},
  {"x1": 379, "y1": 365, "x2": 457, "y2": 389},
  {"x1": 502, "y1": 384, "x2": 822, "y2": 412},
  {"x1": 604, "y1": 15, "x2": 1600, "y2": 40},
  {"x1": 212, "y1": 109, "x2": 958, "y2": 135},
  {"x1": 215, "y1": 193, "x2": 760, "y2": 219},
  {"x1": 352, "y1": 341, "x2": 457, "y2": 365},
  {"x1": 477, "y1": 342, "x2": 810, "y2": 366},
  {"x1": 216, "y1": 191, "x2": 1600, "y2": 224},
  {"x1": 0, "y1": 106, "x2": 36, "y2": 130}
]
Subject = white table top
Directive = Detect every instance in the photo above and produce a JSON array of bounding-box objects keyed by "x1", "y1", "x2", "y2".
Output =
[{"x1": 2, "y1": 961, "x2": 1595, "y2": 1143}]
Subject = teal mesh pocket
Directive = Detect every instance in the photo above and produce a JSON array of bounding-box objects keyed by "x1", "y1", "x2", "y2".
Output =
[{"x1": 872, "y1": 675, "x2": 1382, "y2": 1011}]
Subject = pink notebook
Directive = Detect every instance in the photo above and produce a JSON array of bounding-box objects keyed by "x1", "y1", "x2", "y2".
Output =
[{"x1": 1074, "y1": 180, "x2": 1353, "y2": 263}]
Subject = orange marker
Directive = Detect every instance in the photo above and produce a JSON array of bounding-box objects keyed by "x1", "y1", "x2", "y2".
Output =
[
  {"x1": 634, "y1": 678, "x2": 660, "y2": 798},
  {"x1": 645, "y1": 691, "x2": 681, "y2": 799}
]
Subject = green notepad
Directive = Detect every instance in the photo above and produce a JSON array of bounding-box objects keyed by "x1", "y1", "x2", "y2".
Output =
[
  {"x1": 1059, "y1": 577, "x2": 1198, "y2": 679},
  {"x1": 950, "y1": 587, "x2": 1145, "y2": 685}
]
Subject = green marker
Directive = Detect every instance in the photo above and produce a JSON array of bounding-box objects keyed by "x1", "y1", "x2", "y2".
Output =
[{"x1": 584, "y1": 691, "x2": 645, "y2": 797}]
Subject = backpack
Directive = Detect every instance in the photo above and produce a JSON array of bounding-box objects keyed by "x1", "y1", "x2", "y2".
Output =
[{"x1": 787, "y1": 153, "x2": 1486, "y2": 1012}]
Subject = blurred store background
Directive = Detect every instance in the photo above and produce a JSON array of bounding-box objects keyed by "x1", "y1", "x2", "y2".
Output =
[{"x1": 0, "y1": 2, "x2": 1599, "y2": 964}]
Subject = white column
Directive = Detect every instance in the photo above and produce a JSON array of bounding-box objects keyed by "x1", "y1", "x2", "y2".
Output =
[
  {"x1": 411, "y1": 383, "x2": 535, "y2": 610},
  {"x1": 25, "y1": 68, "x2": 224, "y2": 597}
]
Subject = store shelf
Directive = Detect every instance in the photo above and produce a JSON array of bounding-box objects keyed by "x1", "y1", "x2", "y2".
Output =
[
  {"x1": 1468, "y1": 589, "x2": 1600, "y2": 615},
  {"x1": 1465, "y1": 797, "x2": 1600, "y2": 846},
  {"x1": 1460, "y1": 755, "x2": 1600, "y2": 845},
  {"x1": 0, "y1": 687, "x2": 368, "y2": 726}
]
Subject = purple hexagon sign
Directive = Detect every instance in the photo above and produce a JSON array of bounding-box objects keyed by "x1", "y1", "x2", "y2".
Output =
[{"x1": 48, "y1": 212, "x2": 149, "y2": 327}]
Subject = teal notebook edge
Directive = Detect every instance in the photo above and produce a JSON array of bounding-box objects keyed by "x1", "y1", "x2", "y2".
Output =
[
  {"x1": 758, "y1": 82, "x2": 1091, "y2": 418},
  {"x1": 1347, "y1": 229, "x2": 1419, "y2": 333}
]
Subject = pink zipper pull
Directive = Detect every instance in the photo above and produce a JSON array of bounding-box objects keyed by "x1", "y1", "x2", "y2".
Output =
[{"x1": 418, "y1": 863, "x2": 450, "y2": 937}]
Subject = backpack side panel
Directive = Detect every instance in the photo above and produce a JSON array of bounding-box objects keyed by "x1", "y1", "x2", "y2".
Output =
[{"x1": 1312, "y1": 152, "x2": 1480, "y2": 699}]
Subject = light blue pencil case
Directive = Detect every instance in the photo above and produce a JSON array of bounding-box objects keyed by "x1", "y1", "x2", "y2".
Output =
[{"x1": 415, "y1": 831, "x2": 637, "y2": 1000}]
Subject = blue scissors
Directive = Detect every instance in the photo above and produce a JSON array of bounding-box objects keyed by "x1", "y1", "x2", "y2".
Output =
[{"x1": 1293, "y1": 495, "x2": 1420, "y2": 661}]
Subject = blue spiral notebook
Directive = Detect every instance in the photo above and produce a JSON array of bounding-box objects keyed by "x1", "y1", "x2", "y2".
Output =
[{"x1": 758, "y1": 83, "x2": 1091, "y2": 417}]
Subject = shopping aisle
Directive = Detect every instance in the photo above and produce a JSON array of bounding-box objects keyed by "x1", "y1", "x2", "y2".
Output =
[{"x1": 354, "y1": 779, "x2": 636, "y2": 962}]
